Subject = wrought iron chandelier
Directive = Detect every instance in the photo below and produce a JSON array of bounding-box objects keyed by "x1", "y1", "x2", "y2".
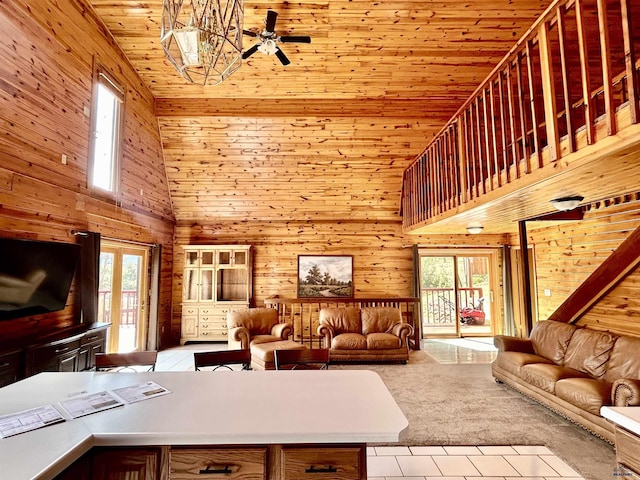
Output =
[{"x1": 160, "y1": 0, "x2": 244, "y2": 86}]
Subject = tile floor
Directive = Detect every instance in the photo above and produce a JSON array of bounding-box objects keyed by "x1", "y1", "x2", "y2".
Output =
[{"x1": 155, "y1": 338, "x2": 584, "y2": 480}]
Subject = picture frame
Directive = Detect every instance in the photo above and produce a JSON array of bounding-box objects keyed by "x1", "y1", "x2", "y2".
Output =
[{"x1": 297, "y1": 255, "x2": 354, "y2": 298}]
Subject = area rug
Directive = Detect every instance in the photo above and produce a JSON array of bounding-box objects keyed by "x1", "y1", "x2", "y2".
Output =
[{"x1": 334, "y1": 353, "x2": 617, "y2": 480}]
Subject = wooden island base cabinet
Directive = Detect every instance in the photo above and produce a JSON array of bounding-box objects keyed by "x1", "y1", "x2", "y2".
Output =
[
  {"x1": 0, "y1": 371, "x2": 406, "y2": 480},
  {"x1": 58, "y1": 444, "x2": 367, "y2": 480}
]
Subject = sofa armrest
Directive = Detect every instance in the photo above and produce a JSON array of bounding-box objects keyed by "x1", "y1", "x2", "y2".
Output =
[
  {"x1": 271, "y1": 322, "x2": 292, "y2": 340},
  {"x1": 392, "y1": 323, "x2": 414, "y2": 346},
  {"x1": 613, "y1": 378, "x2": 640, "y2": 406},
  {"x1": 229, "y1": 327, "x2": 250, "y2": 350},
  {"x1": 317, "y1": 324, "x2": 335, "y2": 348},
  {"x1": 494, "y1": 335, "x2": 535, "y2": 354}
]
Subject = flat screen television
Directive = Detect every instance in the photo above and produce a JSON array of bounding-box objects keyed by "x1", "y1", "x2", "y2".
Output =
[{"x1": 0, "y1": 238, "x2": 81, "y2": 320}]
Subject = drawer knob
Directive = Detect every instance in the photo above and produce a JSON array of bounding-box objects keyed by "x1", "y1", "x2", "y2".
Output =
[
  {"x1": 199, "y1": 465, "x2": 236, "y2": 475},
  {"x1": 305, "y1": 466, "x2": 337, "y2": 474}
]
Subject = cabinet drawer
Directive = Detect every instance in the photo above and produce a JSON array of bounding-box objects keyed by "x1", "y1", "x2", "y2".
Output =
[
  {"x1": 183, "y1": 306, "x2": 199, "y2": 317},
  {"x1": 28, "y1": 338, "x2": 82, "y2": 366},
  {"x1": 81, "y1": 328, "x2": 107, "y2": 346},
  {"x1": 171, "y1": 447, "x2": 266, "y2": 479},
  {"x1": 281, "y1": 446, "x2": 364, "y2": 480},
  {"x1": 616, "y1": 427, "x2": 640, "y2": 475},
  {"x1": 0, "y1": 350, "x2": 21, "y2": 388}
]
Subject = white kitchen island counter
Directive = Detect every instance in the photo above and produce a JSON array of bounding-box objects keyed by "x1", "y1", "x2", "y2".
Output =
[{"x1": 0, "y1": 369, "x2": 408, "y2": 479}]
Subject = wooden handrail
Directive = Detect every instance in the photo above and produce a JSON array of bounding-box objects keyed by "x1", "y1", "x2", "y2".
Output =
[{"x1": 402, "y1": 0, "x2": 640, "y2": 231}]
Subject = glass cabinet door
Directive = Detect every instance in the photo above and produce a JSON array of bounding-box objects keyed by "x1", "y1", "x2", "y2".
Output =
[
  {"x1": 218, "y1": 250, "x2": 232, "y2": 266},
  {"x1": 233, "y1": 250, "x2": 247, "y2": 266},
  {"x1": 199, "y1": 269, "x2": 214, "y2": 301},
  {"x1": 185, "y1": 251, "x2": 199, "y2": 267},
  {"x1": 184, "y1": 269, "x2": 199, "y2": 301},
  {"x1": 201, "y1": 251, "x2": 215, "y2": 267}
]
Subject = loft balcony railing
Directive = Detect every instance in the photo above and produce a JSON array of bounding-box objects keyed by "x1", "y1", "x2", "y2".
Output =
[{"x1": 402, "y1": 0, "x2": 640, "y2": 230}]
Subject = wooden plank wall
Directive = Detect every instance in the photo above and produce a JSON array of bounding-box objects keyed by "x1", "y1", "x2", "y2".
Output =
[
  {"x1": 173, "y1": 221, "x2": 507, "y2": 342},
  {"x1": 511, "y1": 194, "x2": 640, "y2": 336},
  {"x1": 0, "y1": 1, "x2": 175, "y2": 345}
]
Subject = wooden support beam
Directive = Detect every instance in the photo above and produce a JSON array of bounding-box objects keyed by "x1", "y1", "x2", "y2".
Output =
[
  {"x1": 518, "y1": 220, "x2": 534, "y2": 335},
  {"x1": 548, "y1": 225, "x2": 640, "y2": 324}
]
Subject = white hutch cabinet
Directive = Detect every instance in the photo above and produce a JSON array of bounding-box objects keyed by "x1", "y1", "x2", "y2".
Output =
[{"x1": 180, "y1": 245, "x2": 252, "y2": 344}]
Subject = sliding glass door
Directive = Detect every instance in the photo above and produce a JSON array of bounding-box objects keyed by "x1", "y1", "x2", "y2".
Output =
[
  {"x1": 419, "y1": 249, "x2": 499, "y2": 337},
  {"x1": 98, "y1": 241, "x2": 149, "y2": 353}
]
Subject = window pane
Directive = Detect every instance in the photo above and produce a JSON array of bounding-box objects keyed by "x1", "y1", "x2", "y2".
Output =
[{"x1": 92, "y1": 82, "x2": 119, "y2": 192}]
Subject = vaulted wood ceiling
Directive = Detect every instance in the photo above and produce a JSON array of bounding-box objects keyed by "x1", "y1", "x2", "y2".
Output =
[{"x1": 89, "y1": 0, "x2": 551, "y2": 228}]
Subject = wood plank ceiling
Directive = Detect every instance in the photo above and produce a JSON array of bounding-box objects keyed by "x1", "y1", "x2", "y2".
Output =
[{"x1": 88, "y1": 0, "x2": 551, "y2": 229}]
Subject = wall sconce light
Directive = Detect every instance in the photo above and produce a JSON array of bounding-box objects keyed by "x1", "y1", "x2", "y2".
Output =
[
  {"x1": 550, "y1": 196, "x2": 584, "y2": 212},
  {"x1": 466, "y1": 226, "x2": 484, "y2": 234}
]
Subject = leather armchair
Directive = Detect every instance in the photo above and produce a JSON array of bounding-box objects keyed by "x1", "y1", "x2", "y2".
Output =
[{"x1": 227, "y1": 307, "x2": 292, "y2": 350}]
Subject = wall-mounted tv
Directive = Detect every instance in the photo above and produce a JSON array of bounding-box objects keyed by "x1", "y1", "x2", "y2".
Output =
[{"x1": 0, "y1": 238, "x2": 81, "y2": 321}]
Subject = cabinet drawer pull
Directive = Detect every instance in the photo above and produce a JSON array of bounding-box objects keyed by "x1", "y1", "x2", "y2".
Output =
[
  {"x1": 198, "y1": 465, "x2": 235, "y2": 475},
  {"x1": 305, "y1": 466, "x2": 337, "y2": 474},
  {"x1": 86, "y1": 335, "x2": 99, "y2": 341},
  {"x1": 0, "y1": 362, "x2": 10, "y2": 369},
  {"x1": 55, "y1": 347, "x2": 69, "y2": 354}
]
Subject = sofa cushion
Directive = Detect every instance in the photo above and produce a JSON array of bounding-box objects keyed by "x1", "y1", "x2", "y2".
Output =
[
  {"x1": 250, "y1": 335, "x2": 283, "y2": 345},
  {"x1": 320, "y1": 307, "x2": 362, "y2": 334},
  {"x1": 361, "y1": 307, "x2": 401, "y2": 335},
  {"x1": 366, "y1": 332, "x2": 401, "y2": 350},
  {"x1": 493, "y1": 351, "x2": 553, "y2": 377},
  {"x1": 530, "y1": 320, "x2": 578, "y2": 364},
  {"x1": 563, "y1": 328, "x2": 617, "y2": 378},
  {"x1": 555, "y1": 378, "x2": 612, "y2": 416},
  {"x1": 521, "y1": 363, "x2": 588, "y2": 394},
  {"x1": 603, "y1": 335, "x2": 640, "y2": 383},
  {"x1": 332, "y1": 333, "x2": 367, "y2": 350}
]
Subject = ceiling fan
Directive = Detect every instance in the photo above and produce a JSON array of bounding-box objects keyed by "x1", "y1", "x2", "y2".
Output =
[{"x1": 242, "y1": 10, "x2": 311, "y2": 66}]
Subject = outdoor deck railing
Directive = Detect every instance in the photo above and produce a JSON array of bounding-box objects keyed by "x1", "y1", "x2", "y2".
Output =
[{"x1": 402, "y1": 0, "x2": 640, "y2": 230}]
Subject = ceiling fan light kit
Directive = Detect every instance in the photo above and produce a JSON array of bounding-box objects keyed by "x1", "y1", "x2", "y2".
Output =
[
  {"x1": 160, "y1": 0, "x2": 244, "y2": 85},
  {"x1": 466, "y1": 226, "x2": 484, "y2": 234}
]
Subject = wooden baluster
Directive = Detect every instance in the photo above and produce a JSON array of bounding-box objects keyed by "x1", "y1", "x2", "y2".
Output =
[
  {"x1": 525, "y1": 40, "x2": 542, "y2": 167},
  {"x1": 506, "y1": 62, "x2": 520, "y2": 178},
  {"x1": 498, "y1": 70, "x2": 510, "y2": 183},
  {"x1": 482, "y1": 88, "x2": 494, "y2": 190},
  {"x1": 557, "y1": 6, "x2": 577, "y2": 153},
  {"x1": 620, "y1": 0, "x2": 639, "y2": 124},
  {"x1": 596, "y1": 0, "x2": 616, "y2": 135},
  {"x1": 538, "y1": 21, "x2": 560, "y2": 162},
  {"x1": 474, "y1": 97, "x2": 486, "y2": 194},
  {"x1": 489, "y1": 79, "x2": 502, "y2": 186},
  {"x1": 575, "y1": 0, "x2": 595, "y2": 144},
  {"x1": 516, "y1": 54, "x2": 531, "y2": 173},
  {"x1": 460, "y1": 112, "x2": 472, "y2": 201}
]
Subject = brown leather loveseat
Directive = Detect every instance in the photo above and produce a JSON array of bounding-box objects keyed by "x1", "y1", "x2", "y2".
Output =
[
  {"x1": 492, "y1": 319, "x2": 640, "y2": 443},
  {"x1": 318, "y1": 306, "x2": 413, "y2": 363}
]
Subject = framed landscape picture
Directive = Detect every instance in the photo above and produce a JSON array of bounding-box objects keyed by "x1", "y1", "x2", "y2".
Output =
[{"x1": 297, "y1": 255, "x2": 353, "y2": 298}]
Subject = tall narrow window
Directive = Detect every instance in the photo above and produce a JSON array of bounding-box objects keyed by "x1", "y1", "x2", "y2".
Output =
[{"x1": 89, "y1": 66, "x2": 124, "y2": 195}]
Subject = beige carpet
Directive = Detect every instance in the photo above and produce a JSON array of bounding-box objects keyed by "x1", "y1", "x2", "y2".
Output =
[{"x1": 334, "y1": 351, "x2": 616, "y2": 480}]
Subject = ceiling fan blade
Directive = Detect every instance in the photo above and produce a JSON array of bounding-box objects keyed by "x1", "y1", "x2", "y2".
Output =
[
  {"x1": 243, "y1": 29, "x2": 259, "y2": 37},
  {"x1": 265, "y1": 10, "x2": 278, "y2": 33},
  {"x1": 279, "y1": 36, "x2": 311, "y2": 44},
  {"x1": 274, "y1": 47, "x2": 290, "y2": 66},
  {"x1": 242, "y1": 44, "x2": 260, "y2": 59}
]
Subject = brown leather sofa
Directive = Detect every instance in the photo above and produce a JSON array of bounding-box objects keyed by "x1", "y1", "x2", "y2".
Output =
[
  {"x1": 318, "y1": 306, "x2": 413, "y2": 363},
  {"x1": 492, "y1": 319, "x2": 640, "y2": 443}
]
